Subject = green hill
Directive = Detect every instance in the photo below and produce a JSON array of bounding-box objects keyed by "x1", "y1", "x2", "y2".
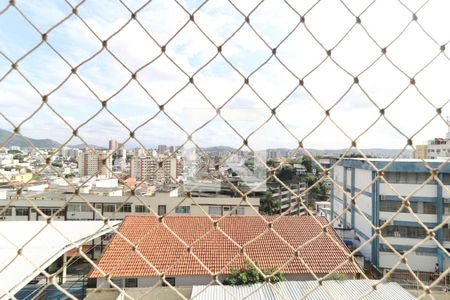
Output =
[{"x1": 0, "y1": 128, "x2": 60, "y2": 149}]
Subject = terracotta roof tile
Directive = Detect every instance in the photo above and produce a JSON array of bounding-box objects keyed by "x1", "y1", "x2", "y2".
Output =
[{"x1": 90, "y1": 216, "x2": 361, "y2": 278}]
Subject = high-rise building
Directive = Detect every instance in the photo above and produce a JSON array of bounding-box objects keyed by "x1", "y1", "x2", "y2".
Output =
[
  {"x1": 413, "y1": 145, "x2": 427, "y2": 159},
  {"x1": 133, "y1": 147, "x2": 147, "y2": 158},
  {"x1": 60, "y1": 147, "x2": 81, "y2": 159},
  {"x1": 78, "y1": 150, "x2": 113, "y2": 178},
  {"x1": 109, "y1": 139, "x2": 119, "y2": 151},
  {"x1": 157, "y1": 144, "x2": 167, "y2": 154},
  {"x1": 130, "y1": 155, "x2": 177, "y2": 185}
]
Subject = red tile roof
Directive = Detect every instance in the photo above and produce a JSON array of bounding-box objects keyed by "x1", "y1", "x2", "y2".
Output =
[{"x1": 90, "y1": 216, "x2": 360, "y2": 278}]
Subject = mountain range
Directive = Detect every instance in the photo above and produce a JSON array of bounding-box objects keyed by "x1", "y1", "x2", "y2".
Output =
[
  {"x1": 0, "y1": 129, "x2": 104, "y2": 150},
  {"x1": 0, "y1": 128, "x2": 414, "y2": 158},
  {"x1": 0, "y1": 128, "x2": 60, "y2": 149}
]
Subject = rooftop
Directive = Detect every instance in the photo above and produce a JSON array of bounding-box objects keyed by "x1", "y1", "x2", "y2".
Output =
[
  {"x1": 192, "y1": 280, "x2": 415, "y2": 300},
  {"x1": 90, "y1": 215, "x2": 360, "y2": 278}
]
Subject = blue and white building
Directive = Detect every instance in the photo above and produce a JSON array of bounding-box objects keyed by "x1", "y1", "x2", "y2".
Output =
[{"x1": 329, "y1": 158, "x2": 450, "y2": 273}]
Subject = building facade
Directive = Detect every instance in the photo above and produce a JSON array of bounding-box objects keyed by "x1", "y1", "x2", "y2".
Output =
[
  {"x1": 0, "y1": 193, "x2": 260, "y2": 221},
  {"x1": 78, "y1": 150, "x2": 113, "y2": 178},
  {"x1": 329, "y1": 158, "x2": 450, "y2": 273},
  {"x1": 414, "y1": 145, "x2": 428, "y2": 159},
  {"x1": 415, "y1": 131, "x2": 450, "y2": 159},
  {"x1": 130, "y1": 156, "x2": 177, "y2": 185},
  {"x1": 108, "y1": 140, "x2": 119, "y2": 151}
]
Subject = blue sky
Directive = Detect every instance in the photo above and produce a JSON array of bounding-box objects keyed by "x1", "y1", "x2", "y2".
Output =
[{"x1": 1, "y1": 0, "x2": 450, "y2": 151}]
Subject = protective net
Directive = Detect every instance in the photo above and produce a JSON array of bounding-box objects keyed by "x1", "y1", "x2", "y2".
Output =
[{"x1": 0, "y1": 0, "x2": 449, "y2": 299}]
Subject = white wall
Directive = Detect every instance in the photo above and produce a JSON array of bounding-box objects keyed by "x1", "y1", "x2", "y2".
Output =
[
  {"x1": 380, "y1": 183, "x2": 436, "y2": 198},
  {"x1": 354, "y1": 169, "x2": 373, "y2": 191},
  {"x1": 380, "y1": 212, "x2": 437, "y2": 224},
  {"x1": 382, "y1": 237, "x2": 436, "y2": 248},
  {"x1": 379, "y1": 252, "x2": 437, "y2": 272}
]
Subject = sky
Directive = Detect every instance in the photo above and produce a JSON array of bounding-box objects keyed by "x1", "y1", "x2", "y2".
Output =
[{"x1": 1, "y1": 0, "x2": 450, "y2": 151}]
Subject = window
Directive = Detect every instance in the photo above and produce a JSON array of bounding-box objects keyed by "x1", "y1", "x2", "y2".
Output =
[
  {"x1": 80, "y1": 203, "x2": 92, "y2": 212},
  {"x1": 175, "y1": 206, "x2": 190, "y2": 214},
  {"x1": 423, "y1": 202, "x2": 436, "y2": 214},
  {"x1": 442, "y1": 174, "x2": 450, "y2": 185},
  {"x1": 380, "y1": 200, "x2": 404, "y2": 212},
  {"x1": 103, "y1": 204, "x2": 116, "y2": 212},
  {"x1": 444, "y1": 201, "x2": 450, "y2": 216},
  {"x1": 158, "y1": 205, "x2": 166, "y2": 215},
  {"x1": 0, "y1": 207, "x2": 12, "y2": 216},
  {"x1": 40, "y1": 208, "x2": 52, "y2": 216},
  {"x1": 110, "y1": 278, "x2": 123, "y2": 288},
  {"x1": 118, "y1": 204, "x2": 132, "y2": 212},
  {"x1": 162, "y1": 277, "x2": 175, "y2": 287},
  {"x1": 208, "y1": 206, "x2": 222, "y2": 216},
  {"x1": 67, "y1": 204, "x2": 79, "y2": 212},
  {"x1": 235, "y1": 207, "x2": 245, "y2": 215},
  {"x1": 384, "y1": 172, "x2": 432, "y2": 184},
  {"x1": 15, "y1": 208, "x2": 29, "y2": 216},
  {"x1": 125, "y1": 278, "x2": 138, "y2": 288},
  {"x1": 135, "y1": 205, "x2": 149, "y2": 213},
  {"x1": 380, "y1": 199, "x2": 418, "y2": 213},
  {"x1": 38, "y1": 208, "x2": 63, "y2": 217},
  {"x1": 382, "y1": 225, "x2": 427, "y2": 239}
]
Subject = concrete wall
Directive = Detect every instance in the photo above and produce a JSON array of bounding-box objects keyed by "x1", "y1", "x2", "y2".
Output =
[
  {"x1": 379, "y1": 183, "x2": 436, "y2": 197},
  {"x1": 97, "y1": 273, "x2": 357, "y2": 288},
  {"x1": 379, "y1": 252, "x2": 437, "y2": 272},
  {"x1": 379, "y1": 212, "x2": 437, "y2": 224}
]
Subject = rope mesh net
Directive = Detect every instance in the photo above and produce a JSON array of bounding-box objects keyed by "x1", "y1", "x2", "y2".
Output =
[{"x1": 0, "y1": 0, "x2": 449, "y2": 299}]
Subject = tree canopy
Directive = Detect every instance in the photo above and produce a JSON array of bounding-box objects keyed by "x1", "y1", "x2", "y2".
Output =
[{"x1": 223, "y1": 260, "x2": 286, "y2": 285}]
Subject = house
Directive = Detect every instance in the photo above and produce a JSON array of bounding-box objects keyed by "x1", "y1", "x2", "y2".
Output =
[{"x1": 89, "y1": 215, "x2": 361, "y2": 288}]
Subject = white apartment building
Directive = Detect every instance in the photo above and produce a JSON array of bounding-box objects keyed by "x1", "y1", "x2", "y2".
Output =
[
  {"x1": 415, "y1": 131, "x2": 450, "y2": 159},
  {"x1": 426, "y1": 137, "x2": 450, "y2": 159},
  {"x1": 130, "y1": 155, "x2": 177, "y2": 185},
  {"x1": 0, "y1": 193, "x2": 259, "y2": 221},
  {"x1": 60, "y1": 147, "x2": 82, "y2": 159},
  {"x1": 330, "y1": 158, "x2": 450, "y2": 273},
  {"x1": 78, "y1": 150, "x2": 113, "y2": 178}
]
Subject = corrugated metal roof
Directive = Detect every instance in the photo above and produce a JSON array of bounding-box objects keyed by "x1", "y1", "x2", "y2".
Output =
[
  {"x1": 0, "y1": 221, "x2": 121, "y2": 300},
  {"x1": 191, "y1": 280, "x2": 415, "y2": 300}
]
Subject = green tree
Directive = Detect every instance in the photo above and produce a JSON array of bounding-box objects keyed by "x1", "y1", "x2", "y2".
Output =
[
  {"x1": 276, "y1": 166, "x2": 294, "y2": 182},
  {"x1": 51, "y1": 162, "x2": 63, "y2": 168},
  {"x1": 223, "y1": 260, "x2": 286, "y2": 285},
  {"x1": 301, "y1": 156, "x2": 313, "y2": 173},
  {"x1": 13, "y1": 154, "x2": 26, "y2": 163},
  {"x1": 331, "y1": 273, "x2": 347, "y2": 281},
  {"x1": 305, "y1": 175, "x2": 329, "y2": 205},
  {"x1": 8, "y1": 149, "x2": 22, "y2": 155},
  {"x1": 260, "y1": 191, "x2": 281, "y2": 215}
]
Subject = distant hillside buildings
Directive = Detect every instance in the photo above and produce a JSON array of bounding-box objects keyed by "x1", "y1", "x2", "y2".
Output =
[{"x1": 414, "y1": 131, "x2": 450, "y2": 159}]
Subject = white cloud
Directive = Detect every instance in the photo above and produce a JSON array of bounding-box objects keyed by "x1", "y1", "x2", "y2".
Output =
[{"x1": 1, "y1": 0, "x2": 450, "y2": 151}]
